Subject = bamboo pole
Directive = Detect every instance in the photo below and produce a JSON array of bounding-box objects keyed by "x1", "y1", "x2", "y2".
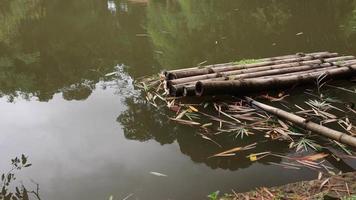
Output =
[
  {"x1": 245, "y1": 97, "x2": 356, "y2": 148},
  {"x1": 259, "y1": 66, "x2": 338, "y2": 79},
  {"x1": 169, "y1": 84, "x2": 184, "y2": 97},
  {"x1": 199, "y1": 63, "x2": 332, "y2": 82},
  {"x1": 163, "y1": 62, "x2": 234, "y2": 77},
  {"x1": 323, "y1": 56, "x2": 355, "y2": 63},
  {"x1": 167, "y1": 59, "x2": 324, "y2": 87},
  {"x1": 170, "y1": 63, "x2": 331, "y2": 96},
  {"x1": 169, "y1": 58, "x2": 356, "y2": 89},
  {"x1": 164, "y1": 51, "x2": 330, "y2": 78},
  {"x1": 195, "y1": 65, "x2": 356, "y2": 96},
  {"x1": 170, "y1": 60, "x2": 356, "y2": 97},
  {"x1": 166, "y1": 52, "x2": 338, "y2": 80},
  {"x1": 257, "y1": 60, "x2": 356, "y2": 79},
  {"x1": 183, "y1": 85, "x2": 196, "y2": 96}
]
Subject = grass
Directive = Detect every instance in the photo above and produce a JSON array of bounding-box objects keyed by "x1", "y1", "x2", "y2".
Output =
[{"x1": 233, "y1": 59, "x2": 260, "y2": 65}]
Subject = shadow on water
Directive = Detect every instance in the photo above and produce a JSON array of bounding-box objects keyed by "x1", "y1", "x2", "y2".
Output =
[
  {"x1": 117, "y1": 96, "x2": 289, "y2": 171},
  {"x1": 117, "y1": 88, "x2": 356, "y2": 172}
]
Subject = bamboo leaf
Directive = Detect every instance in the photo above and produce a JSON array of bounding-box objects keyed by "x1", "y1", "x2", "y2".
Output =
[
  {"x1": 188, "y1": 106, "x2": 198, "y2": 112},
  {"x1": 298, "y1": 153, "x2": 329, "y2": 161}
]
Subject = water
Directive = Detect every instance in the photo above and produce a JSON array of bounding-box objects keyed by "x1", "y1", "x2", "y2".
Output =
[{"x1": 0, "y1": 1, "x2": 355, "y2": 199}]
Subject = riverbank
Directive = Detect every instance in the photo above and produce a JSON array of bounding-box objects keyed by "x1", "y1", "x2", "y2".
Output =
[{"x1": 220, "y1": 172, "x2": 356, "y2": 200}]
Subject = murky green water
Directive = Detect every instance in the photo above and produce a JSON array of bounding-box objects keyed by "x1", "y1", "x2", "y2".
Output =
[{"x1": 0, "y1": 1, "x2": 356, "y2": 199}]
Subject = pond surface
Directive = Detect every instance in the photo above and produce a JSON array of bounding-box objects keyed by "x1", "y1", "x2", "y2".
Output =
[{"x1": 0, "y1": 1, "x2": 356, "y2": 199}]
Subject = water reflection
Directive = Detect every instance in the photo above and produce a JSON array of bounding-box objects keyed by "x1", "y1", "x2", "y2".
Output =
[
  {"x1": 0, "y1": 0, "x2": 154, "y2": 102},
  {"x1": 107, "y1": 0, "x2": 117, "y2": 13},
  {"x1": 147, "y1": 0, "x2": 356, "y2": 69},
  {"x1": 1, "y1": 0, "x2": 356, "y2": 102}
]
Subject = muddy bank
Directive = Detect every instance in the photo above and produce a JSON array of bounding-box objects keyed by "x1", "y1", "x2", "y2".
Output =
[{"x1": 222, "y1": 172, "x2": 356, "y2": 200}]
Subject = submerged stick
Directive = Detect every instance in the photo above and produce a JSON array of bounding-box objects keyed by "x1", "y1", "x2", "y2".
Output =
[{"x1": 245, "y1": 97, "x2": 356, "y2": 148}]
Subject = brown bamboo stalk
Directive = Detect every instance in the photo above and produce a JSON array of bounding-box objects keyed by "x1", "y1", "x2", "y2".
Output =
[
  {"x1": 169, "y1": 85, "x2": 184, "y2": 97},
  {"x1": 163, "y1": 62, "x2": 234, "y2": 77},
  {"x1": 200, "y1": 63, "x2": 332, "y2": 82},
  {"x1": 164, "y1": 51, "x2": 329, "y2": 78},
  {"x1": 195, "y1": 65, "x2": 356, "y2": 96},
  {"x1": 167, "y1": 53, "x2": 348, "y2": 87},
  {"x1": 259, "y1": 60, "x2": 356, "y2": 79},
  {"x1": 174, "y1": 65, "x2": 336, "y2": 97},
  {"x1": 167, "y1": 59, "x2": 324, "y2": 88},
  {"x1": 183, "y1": 85, "x2": 196, "y2": 97},
  {"x1": 256, "y1": 63, "x2": 340, "y2": 79},
  {"x1": 169, "y1": 61, "x2": 344, "y2": 96},
  {"x1": 245, "y1": 97, "x2": 356, "y2": 148},
  {"x1": 170, "y1": 63, "x2": 340, "y2": 97},
  {"x1": 166, "y1": 52, "x2": 338, "y2": 80},
  {"x1": 170, "y1": 60, "x2": 356, "y2": 96},
  {"x1": 323, "y1": 56, "x2": 355, "y2": 62}
]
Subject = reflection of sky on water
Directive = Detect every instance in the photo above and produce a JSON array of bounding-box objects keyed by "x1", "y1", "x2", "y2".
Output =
[
  {"x1": 108, "y1": 0, "x2": 129, "y2": 13},
  {"x1": 0, "y1": 81, "x2": 316, "y2": 200},
  {"x1": 107, "y1": 0, "x2": 117, "y2": 13}
]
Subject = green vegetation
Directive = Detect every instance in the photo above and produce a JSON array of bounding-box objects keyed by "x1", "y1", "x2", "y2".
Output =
[
  {"x1": 207, "y1": 191, "x2": 220, "y2": 200},
  {"x1": 233, "y1": 59, "x2": 260, "y2": 65}
]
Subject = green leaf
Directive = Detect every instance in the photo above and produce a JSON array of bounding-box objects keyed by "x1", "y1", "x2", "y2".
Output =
[{"x1": 207, "y1": 191, "x2": 220, "y2": 200}]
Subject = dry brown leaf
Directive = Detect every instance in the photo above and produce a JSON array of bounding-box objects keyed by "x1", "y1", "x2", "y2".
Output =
[
  {"x1": 298, "y1": 153, "x2": 329, "y2": 161},
  {"x1": 188, "y1": 105, "x2": 198, "y2": 112},
  {"x1": 169, "y1": 118, "x2": 200, "y2": 126},
  {"x1": 209, "y1": 143, "x2": 256, "y2": 158}
]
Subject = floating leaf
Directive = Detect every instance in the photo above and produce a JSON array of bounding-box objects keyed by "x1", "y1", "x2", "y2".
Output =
[
  {"x1": 188, "y1": 106, "x2": 198, "y2": 112},
  {"x1": 209, "y1": 143, "x2": 256, "y2": 158},
  {"x1": 298, "y1": 153, "x2": 328, "y2": 161},
  {"x1": 249, "y1": 154, "x2": 257, "y2": 161}
]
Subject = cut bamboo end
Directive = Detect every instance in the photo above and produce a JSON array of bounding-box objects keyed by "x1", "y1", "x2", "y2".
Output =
[
  {"x1": 169, "y1": 85, "x2": 184, "y2": 97},
  {"x1": 195, "y1": 81, "x2": 204, "y2": 96},
  {"x1": 183, "y1": 85, "x2": 196, "y2": 97},
  {"x1": 167, "y1": 73, "x2": 177, "y2": 80}
]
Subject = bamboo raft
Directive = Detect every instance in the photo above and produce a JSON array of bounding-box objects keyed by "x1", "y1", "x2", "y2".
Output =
[
  {"x1": 157, "y1": 51, "x2": 356, "y2": 148},
  {"x1": 164, "y1": 52, "x2": 356, "y2": 97}
]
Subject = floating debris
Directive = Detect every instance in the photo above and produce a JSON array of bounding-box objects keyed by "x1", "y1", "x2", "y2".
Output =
[
  {"x1": 149, "y1": 171, "x2": 168, "y2": 177},
  {"x1": 134, "y1": 51, "x2": 356, "y2": 175}
]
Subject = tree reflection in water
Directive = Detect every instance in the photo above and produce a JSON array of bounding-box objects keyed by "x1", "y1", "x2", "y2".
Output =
[
  {"x1": 0, "y1": 155, "x2": 40, "y2": 200},
  {"x1": 117, "y1": 94, "x2": 288, "y2": 171},
  {"x1": 1, "y1": 0, "x2": 356, "y2": 102}
]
